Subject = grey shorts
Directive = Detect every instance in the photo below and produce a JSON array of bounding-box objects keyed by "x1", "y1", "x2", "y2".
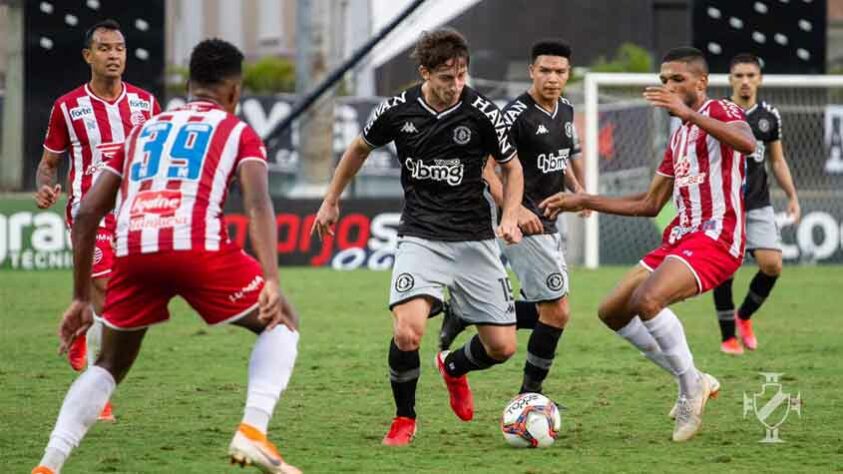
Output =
[
  {"x1": 501, "y1": 233, "x2": 569, "y2": 302},
  {"x1": 389, "y1": 236, "x2": 516, "y2": 325},
  {"x1": 746, "y1": 206, "x2": 782, "y2": 252}
]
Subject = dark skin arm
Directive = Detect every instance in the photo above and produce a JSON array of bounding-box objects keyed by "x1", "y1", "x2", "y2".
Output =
[
  {"x1": 239, "y1": 161, "x2": 298, "y2": 331},
  {"x1": 540, "y1": 174, "x2": 673, "y2": 220},
  {"x1": 59, "y1": 171, "x2": 121, "y2": 353}
]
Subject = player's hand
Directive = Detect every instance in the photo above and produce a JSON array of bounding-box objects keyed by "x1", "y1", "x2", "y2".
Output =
[
  {"x1": 58, "y1": 299, "x2": 93, "y2": 355},
  {"x1": 539, "y1": 192, "x2": 586, "y2": 219},
  {"x1": 258, "y1": 280, "x2": 299, "y2": 332},
  {"x1": 517, "y1": 205, "x2": 543, "y2": 235},
  {"x1": 311, "y1": 199, "x2": 339, "y2": 240},
  {"x1": 497, "y1": 217, "x2": 523, "y2": 245},
  {"x1": 35, "y1": 184, "x2": 61, "y2": 209},
  {"x1": 788, "y1": 199, "x2": 801, "y2": 224},
  {"x1": 643, "y1": 86, "x2": 692, "y2": 121}
]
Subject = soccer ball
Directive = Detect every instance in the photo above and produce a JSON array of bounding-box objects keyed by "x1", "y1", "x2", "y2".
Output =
[{"x1": 500, "y1": 392, "x2": 561, "y2": 448}]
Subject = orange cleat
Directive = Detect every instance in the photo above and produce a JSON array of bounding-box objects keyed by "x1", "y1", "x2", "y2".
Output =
[
  {"x1": 382, "y1": 416, "x2": 417, "y2": 446},
  {"x1": 720, "y1": 337, "x2": 744, "y2": 355},
  {"x1": 435, "y1": 351, "x2": 474, "y2": 421},
  {"x1": 31, "y1": 467, "x2": 55, "y2": 474},
  {"x1": 67, "y1": 335, "x2": 87, "y2": 371},
  {"x1": 228, "y1": 423, "x2": 301, "y2": 473},
  {"x1": 98, "y1": 401, "x2": 116, "y2": 422},
  {"x1": 736, "y1": 316, "x2": 757, "y2": 350}
]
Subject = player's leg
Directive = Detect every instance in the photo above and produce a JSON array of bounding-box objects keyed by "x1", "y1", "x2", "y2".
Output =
[
  {"x1": 712, "y1": 278, "x2": 742, "y2": 354},
  {"x1": 597, "y1": 264, "x2": 674, "y2": 375},
  {"x1": 735, "y1": 249, "x2": 781, "y2": 350},
  {"x1": 36, "y1": 327, "x2": 147, "y2": 473},
  {"x1": 521, "y1": 298, "x2": 568, "y2": 394}
]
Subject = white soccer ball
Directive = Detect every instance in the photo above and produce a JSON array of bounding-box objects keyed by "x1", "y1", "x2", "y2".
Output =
[{"x1": 500, "y1": 392, "x2": 561, "y2": 448}]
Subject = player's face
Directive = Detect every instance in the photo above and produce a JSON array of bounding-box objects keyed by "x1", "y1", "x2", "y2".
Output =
[
  {"x1": 83, "y1": 28, "x2": 126, "y2": 79},
  {"x1": 529, "y1": 55, "x2": 570, "y2": 103},
  {"x1": 659, "y1": 61, "x2": 706, "y2": 111},
  {"x1": 729, "y1": 63, "x2": 762, "y2": 101},
  {"x1": 421, "y1": 57, "x2": 468, "y2": 107}
]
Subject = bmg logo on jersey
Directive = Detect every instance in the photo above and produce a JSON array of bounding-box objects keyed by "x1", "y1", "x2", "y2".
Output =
[
  {"x1": 404, "y1": 157, "x2": 464, "y2": 186},
  {"x1": 538, "y1": 149, "x2": 570, "y2": 173}
]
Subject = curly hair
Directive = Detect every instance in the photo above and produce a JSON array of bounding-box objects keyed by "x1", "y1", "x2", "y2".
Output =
[
  {"x1": 189, "y1": 38, "x2": 244, "y2": 86},
  {"x1": 411, "y1": 28, "x2": 470, "y2": 70}
]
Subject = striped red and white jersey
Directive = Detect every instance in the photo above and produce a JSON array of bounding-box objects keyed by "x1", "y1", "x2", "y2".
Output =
[
  {"x1": 103, "y1": 101, "x2": 267, "y2": 257},
  {"x1": 657, "y1": 99, "x2": 748, "y2": 258},
  {"x1": 43, "y1": 83, "x2": 160, "y2": 229}
]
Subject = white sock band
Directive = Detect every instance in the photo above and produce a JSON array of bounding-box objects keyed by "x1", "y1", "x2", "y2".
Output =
[{"x1": 243, "y1": 326, "x2": 299, "y2": 433}]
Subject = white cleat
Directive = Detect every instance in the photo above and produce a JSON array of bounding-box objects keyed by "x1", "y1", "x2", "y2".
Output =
[
  {"x1": 672, "y1": 372, "x2": 718, "y2": 442},
  {"x1": 228, "y1": 424, "x2": 302, "y2": 473},
  {"x1": 668, "y1": 372, "x2": 720, "y2": 419}
]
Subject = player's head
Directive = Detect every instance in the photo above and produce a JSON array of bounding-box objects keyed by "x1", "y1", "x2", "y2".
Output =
[
  {"x1": 529, "y1": 39, "x2": 572, "y2": 103},
  {"x1": 82, "y1": 19, "x2": 125, "y2": 80},
  {"x1": 188, "y1": 39, "x2": 244, "y2": 114},
  {"x1": 729, "y1": 53, "x2": 763, "y2": 102},
  {"x1": 412, "y1": 28, "x2": 470, "y2": 106},
  {"x1": 659, "y1": 47, "x2": 709, "y2": 109}
]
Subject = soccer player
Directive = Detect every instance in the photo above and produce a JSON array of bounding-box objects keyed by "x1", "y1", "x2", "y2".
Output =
[
  {"x1": 34, "y1": 19, "x2": 160, "y2": 421},
  {"x1": 312, "y1": 28, "x2": 524, "y2": 446},
  {"x1": 32, "y1": 39, "x2": 301, "y2": 474},
  {"x1": 540, "y1": 47, "x2": 756, "y2": 441},
  {"x1": 439, "y1": 39, "x2": 585, "y2": 397},
  {"x1": 712, "y1": 53, "x2": 800, "y2": 355}
]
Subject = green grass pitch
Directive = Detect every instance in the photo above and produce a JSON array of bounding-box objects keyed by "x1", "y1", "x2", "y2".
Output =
[{"x1": 2, "y1": 266, "x2": 841, "y2": 473}]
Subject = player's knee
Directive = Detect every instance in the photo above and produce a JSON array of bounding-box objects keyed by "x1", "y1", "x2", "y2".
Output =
[
  {"x1": 541, "y1": 300, "x2": 570, "y2": 328},
  {"x1": 393, "y1": 326, "x2": 422, "y2": 351},
  {"x1": 759, "y1": 259, "x2": 782, "y2": 277},
  {"x1": 597, "y1": 299, "x2": 620, "y2": 324},
  {"x1": 485, "y1": 338, "x2": 517, "y2": 361},
  {"x1": 629, "y1": 290, "x2": 663, "y2": 319},
  {"x1": 94, "y1": 356, "x2": 128, "y2": 384}
]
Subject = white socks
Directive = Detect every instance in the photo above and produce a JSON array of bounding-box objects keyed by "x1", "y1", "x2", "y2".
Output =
[
  {"x1": 642, "y1": 308, "x2": 700, "y2": 396},
  {"x1": 616, "y1": 316, "x2": 674, "y2": 375},
  {"x1": 242, "y1": 326, "x2": 299, "y2": 434},
  {"x1": 41, "y1": 366, "x2": 116, "y2": 471},
  {"x1": 86, "y1": 314, "x2": 104, "y2": 367}
]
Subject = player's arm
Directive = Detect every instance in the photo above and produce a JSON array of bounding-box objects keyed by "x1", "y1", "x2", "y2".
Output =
[
  {"x1": 540, "y1": 174, "x2": 673, "y2": 220},
  {"x1": 497, "y1": 156, "x2": 524, "y2": 243},
  {"x1": 34, "y1": 149, "x2": 63, "y2": 208},
  {"x1": 643, "y1": 87, "x2": 755, "y2": 155},
  {"x1": 59, "y1": 171, "x2": 121, "y2": 353},
  {"x1": 312, "y1": 136, "x2": 372, "y2": 239},
  {"x1": 767, "y1": 140, "x2": 800, "y2": 222},
  {"x1": 483, "y1": 157, "x2": 542, "y2": 235},
  {"x1": 568, "y1": 156, "x2": 585, "y2": 192}
]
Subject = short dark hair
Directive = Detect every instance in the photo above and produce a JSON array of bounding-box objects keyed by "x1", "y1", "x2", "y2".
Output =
[
  {"x1": 729, "y1": 53, "x2": 762, "y2": 72},
  {"x1": 188, "y1": 39, "x2": 244, "y2": 86},
  {"x1": 411, "y1": 28, "x2": 470, "y2": 70},
  {"x1": 662, "y1": 46, "x2": 709, "y2": 75},
  {"x1": 530, "y1": 39, "x2": 572, "y2": 63},
  {"x1": 83, "y1": 19, "x2": 121, "y2": 48}
]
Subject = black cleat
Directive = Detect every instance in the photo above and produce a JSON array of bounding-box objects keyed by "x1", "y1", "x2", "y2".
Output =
[{"x1": 438, "y1": 302, "x2": 467, "y2": 351}]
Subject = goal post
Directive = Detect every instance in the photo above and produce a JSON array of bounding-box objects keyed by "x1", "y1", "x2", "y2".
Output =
[{"x1": 582, "y1": 73, "x2": 843, "y2": 269}]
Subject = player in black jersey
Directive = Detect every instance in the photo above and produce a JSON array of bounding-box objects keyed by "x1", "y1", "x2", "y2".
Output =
[
  {"x1": 712, "y1": 53, "x2": 800, "y2": 355},
  {"x1": 439, "y1": 40, "x2": 585, "y2": 397},
  {"x1": 312, "y1": 28, "x2": 524, "y2": 446}
]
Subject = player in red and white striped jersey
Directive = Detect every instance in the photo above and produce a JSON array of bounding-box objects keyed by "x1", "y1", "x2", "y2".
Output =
[
  {"x1": 33, "y1": 39, "x2": 300, "y2": 474},
  {"x1": 540, "y1": 47, "x2": 755, "y2": 442},
  {"x1": 33, "y1": 19, "x2": 159, "y2": 421}
]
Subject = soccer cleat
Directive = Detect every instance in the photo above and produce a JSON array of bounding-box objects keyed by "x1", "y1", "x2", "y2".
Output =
[
  {"x1": 67, "y1": 335, "x2": 87, "y2": 371},
  {"x1": 672, "y1": 372, "x2": 719, "y2": 442},
  {"x1": 98, "y1": 401, "x2": 116, "y2": 422},
  {"x1": 736, "y1": 316, "x2": 758, "y2": 350},
  {"x1": 31, "y1": 467, "x2": 55, "y2": 474},
  {"x1": 720, "y1": 337, "x2": 744, "y2": 355},
  {"x1": 435, "y1": 351, "x2": 474, "y2": 421},
  {"x1": 228, "y1": 423, "x2": 301, "y2": 474},
  {"x1": 382, "y1": 416, "x2": 417, "y2": 446},
  {"x1": 669, "y1": 372, "x2": 720, "y2": 419},
  {"x1": 438, "y1": 303, "x2": 467, "y2": 351}
]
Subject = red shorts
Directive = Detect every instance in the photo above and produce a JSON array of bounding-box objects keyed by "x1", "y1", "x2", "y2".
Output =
[
  {"x1": 92, "y1": 228, "x2": 115, "y2": 279},
  {"x1": 102, "y1": 245, "x2": 265, "y2": 330},
  {"x1": 640, "y1": 232, "x2": 743, "y2": 294}
]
